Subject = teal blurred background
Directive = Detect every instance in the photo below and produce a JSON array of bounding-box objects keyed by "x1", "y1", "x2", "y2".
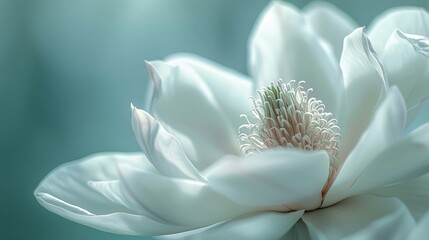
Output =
[{"x1": 1, "y1": 0, "x2": 428, "y2": 239}]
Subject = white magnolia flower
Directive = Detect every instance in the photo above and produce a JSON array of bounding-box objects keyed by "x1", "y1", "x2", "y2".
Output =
[{"x1": 35, "y1": 2, "x2": 429, "y2": 239}]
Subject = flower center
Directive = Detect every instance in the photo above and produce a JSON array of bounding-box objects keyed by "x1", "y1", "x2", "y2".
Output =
[{"x1": 239, "y1": 80, "x2": 341, "y2": 195}]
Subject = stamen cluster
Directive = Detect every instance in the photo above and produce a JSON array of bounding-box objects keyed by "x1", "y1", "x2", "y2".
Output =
[{"x1": 239, "y1": 80, "x2": 341, "y2": 188}]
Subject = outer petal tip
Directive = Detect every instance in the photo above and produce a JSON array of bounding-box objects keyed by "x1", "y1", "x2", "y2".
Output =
[
  {"x1": 34, "y1": 152, "x2": 216, "y2": 236},
  {"x1": 131, "y1": 106, "x2": 204, "y2": 181}
]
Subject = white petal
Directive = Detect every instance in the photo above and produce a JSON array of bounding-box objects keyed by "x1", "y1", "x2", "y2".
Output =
[
  {"x1": 282, "y1": 220, "x2": 312, "y2": 239},
  {"x1": 114, "y1": 162, "x2": 253, "y2": 228},
  {"x1": 34, "y1": 152, "x2": 192, "y2": 235},
  {"x1": 371, "y1": 173, "x2": 429, "y2": 221},
  {"x1": 368, "y1": 7, "x2": 429, "y2": 54},
  {"x1": 326, "y1": 121, "x2": 429, "y2": 209},
  {"x1": 249, "y1": 1, "x2": 341, "y2": 115},
  {"x1": 382, "y1": 30, "x2": 429, "y2": 110},
  {"x1": 146, "y1": 59, "x2": 245, "y2": 170},
  {"x1": 346, "y1": 123, "x2": 429, "y2": 197},
  {"x1": 408, "y1": 210, "x2": 429, "y2": 240},
  {"x1": 303, "y1": 1, "x2": 357, "y2": 60},
  {"x1": 164, "y1": 54, "x2": 253, "y2": 132},
  {"x1": 303, "y1": 195, "x2": 414, "y2": 240},
  {"x1": 131, "y1": 106, "x2": 204, "y2": 181},
  {"x1": 325, "y1": 87, "x2": 406, "y2": 206},
  {"x1": 406, "y1": 97, "x2": 429, "y2": 135},
  {"x1": 205, "y1": 149, "x2": 330, "y2": 210},
  {"x1": 397, "y1": 31, "x2": 429, "y2": 58},
  {"x1": 338, "y1": 27, "x2": 389, "y2": 164},
  {"x1": 162, "y1": 210, "x2": 304, "y2": 240}
]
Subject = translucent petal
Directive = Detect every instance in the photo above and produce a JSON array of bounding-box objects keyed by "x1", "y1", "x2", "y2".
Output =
[
  {"x1": 249, "y1": 1, "x2": 341, "y2": 115},
  {"x1": 131, "y1": 106, "x2": 203, "y2": 180},
  {"x1": 113, "y1": 162, "x2": 252, "y2": 227},
  {"x1": 34, "y1": 153, "x2": 194, "y2": 235},
  {"x1": 304, "y1": 1, "x2": 357, "y2": 60},
  {"x1": 338, "y1": 27, "x2": 388, "y2": 163},
  {"x1": 146, "y1": 58, "x2": 248, "y2": 169},
  {"x1": 382, "y1": 30, "x2": 429, "y2": 110},
  {"x1": 368, "y1": 7, "x2": 429, "y2": 54},
  {"x1": 325, "y1": 87, "x2": 406, "y2": 205}
]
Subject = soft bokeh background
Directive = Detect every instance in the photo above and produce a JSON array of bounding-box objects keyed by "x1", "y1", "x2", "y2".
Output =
[{"x1": 2, "y1": 0, "x2": 428, "y2": 239}]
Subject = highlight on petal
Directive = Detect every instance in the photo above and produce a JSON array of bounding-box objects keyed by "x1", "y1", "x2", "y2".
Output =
[
  {"x1": 162, "y1": 210, "x2": 304, "y2": 240},
  {"x1": 338, "y1": 27, "x2": 388, "y2": 163},
  {"x1": 368, "y1": 7, "x2": 429, "y2": 54},
  {"x1": 131, "y1": 105, "x2": 204, "y2": 181},
  {"x1": 145, "y1": 59, "x2": 244, "y2": 170},
  {"x1": 249, "y1": 1, "x2": 342, "y2": 115},
  {"x1": 303, "y1": 1, "x2": 357, "y2": 60},
  {"x1": 34, "y1": 153, "x2": 194, "y2": 235},
  {"x1": 381, "y1": 30, "x2": 429, "y2": 111},
  {"x1": 205, "y1": 149, "x2": 330, "y2": 210},
  {"x1": 304, "y1": 195, "x2": 414, "y2": 240},
  {"x1": 325, "y1": 87, "x2": 406, "y2": 205}
]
